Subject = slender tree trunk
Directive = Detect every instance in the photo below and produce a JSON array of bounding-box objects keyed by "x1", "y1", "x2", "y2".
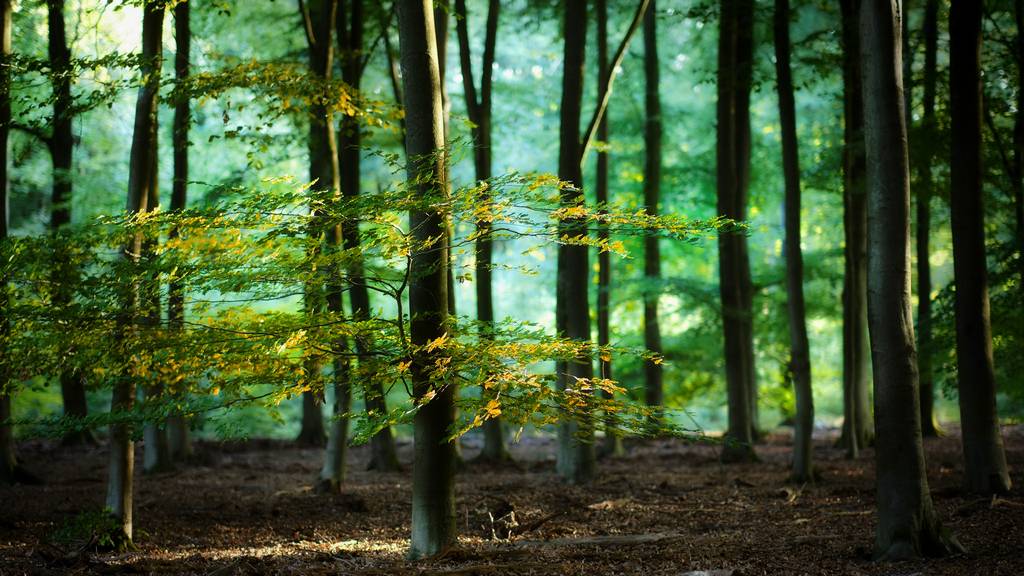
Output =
[
  {"x1": 167, "y1": 0, "x2": 193, "y2": 461},
  {"x1": 860, "y1": 0, "x2": 960, "y2": 559},
  {"x1": 109, "y1": 0, "x2": 165, "y2": 545},
  {"x1": 555, "y1": 0, "x2": 596, "y2": 485},
  {"x1": 0, "y1": 0, "x2": 14, "y2": 486},
  {"x1": 916, "y1": 0, "x2": 940, "y2": 438},
  {"x1": 46, "y1": 0, "x2": 93, "y2": 447},
  {"x1": 948, "y1": 0, "x2": 1012, "y2": 495},
  {"x1": 1015, "y1": 0, "x2": 1024, "y2": 292},
  {"x1": 839, "y1": 0, "x2": 872, "y2": 458},
  {"x1": 774, "y1": 0, "x2": 814, "y2": 483},
  {"x1": 453, "y1": 0, "x2": 509, "y2": 462},
  {"x1": 593, "y1": 0, "x2": 623, "y2": 458},
  {"x1": 642, "y1": 0, "x2": 664, "y2": 427},
  {"x1": 396, "y1": 0, "x2": 456, "y2": 559},
  {"x1": 717, "y1": 0, "x2": 756, "y2": 462}
]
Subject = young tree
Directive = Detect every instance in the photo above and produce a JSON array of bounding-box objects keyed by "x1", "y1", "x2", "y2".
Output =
[
  {"x1": 555, "y1": 0, "x2": 596, "y2": 484},
  {"x1": 915, "y1": 0, "x2": 940, "y2": 437},
  {"x1": 453, "y1": 0, "x2": 509, "y2": 462},
  {"x1": 109, "y1": 0, "x2": 165, "y2": 544},
  {"x1": 948, "y1": 0, "x2": 1012, "y2": 495},
  {"x1": 773, "y1": 0, "x2": 813, "y2": 483},
  {"x1": 859, "y1": 0, "x2": 960, "y2": 558},
  {"x1": 396, "y1": 0, "x2": 456, "y2": 559},
  {"x1": 717, "y1": 0, "x2": 757, "y2": 462},
  {"x1": 167, "y1": 0, "x2": 193, "y2": 461},
  {"x1": 642, "y1": 0, "x2": 663, "y2": 422},
  {"x1": 839, "y1": 0, "x2": 871, "y2": 458}
]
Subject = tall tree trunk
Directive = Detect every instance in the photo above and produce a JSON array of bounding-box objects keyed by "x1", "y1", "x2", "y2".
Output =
[
  {"x1": 555, "y1": 0, "x2": 596, "y2": 485},
  {"x1": 46, "y1": 0, "x2": 93, "y2": 447},
  {"x1": 774, "y1": 0, "x2": 814, "y2": 483},
  {"x1": 642, "y1": 0, "x2": 664, "y2": 427},
  {"x1": 142, "y1": 145, "x2": 171, "y2": 474},
  {"x1": 453, "y1": 0, "x2": 509, "y2": 462},
  {"x1": 167, "y1": 0, "x2": 193, "y2": 461},
  {"x1": 717, "y1": 0, "x2": 756, "y2": 462},
  {"x1": 593, "y1": 0, "x2": 623, "y2": 458},
  {"x1": 916, "y1": 0, "x2": 940, "y2": 438},
  {"x1": 948, "y1": 0, "x2": 1012, "y2": 495},
  {"x1": 860, "y1": 0, "x2": 960, "y2": 559},
  {"x1": 1015, "y1": 0, "x2": 1024, "y2": 291},
  {"x1": 396, "y1": 0, "x2": 456, "y2": 559},
  {"x1": 109, "y1": 0, "x2": 165, "y2": 545},
  {"x1": 0, "y1": 0, "x2": 13, "y2": 484},
  {"x1": 336, "y1": 1, "x2": 400, "y2": 473},
  {"x1": 839, "y1": 0, "x2": 872, "y2": 458}
]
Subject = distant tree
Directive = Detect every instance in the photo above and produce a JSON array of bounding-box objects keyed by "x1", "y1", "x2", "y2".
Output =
[
  {"x1": 453, "y1": 0, "x2": 510, "y2": 462},
  {"x1": 109, "y1": 0, "x2": 165, "y2": 545},
  {"x1": 396, "y1": 0, "x2": 456, "y2": 559},
  {"x1": 948, "y1": 0, "x2": 1012, "y2": 495},
  {"x1": 915, "y1": 0, "x2": 940, "y2": 437},
  {"x1": 717, "y1": 0, "x2": 757, "y2": 462},
  {"x1": 860, "y1": 0, "x2": 960, "y2": 559},
  {"x1": 167, "y1": 0, "x2": 193, "y2": 462},
  {"x1": 642, "y1": 0, "x2": 663, "y2": 424},
  {"x1": 839, "y1": 0, "x2": 871, "y2": 458},
  {"x1": 773, "y1": 0, "x2": 813, "y2": 483}
]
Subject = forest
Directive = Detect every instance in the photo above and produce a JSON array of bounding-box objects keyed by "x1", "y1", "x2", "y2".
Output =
[{"x1": 0, "y1": 0, "x2": 1022, "y2": 574}]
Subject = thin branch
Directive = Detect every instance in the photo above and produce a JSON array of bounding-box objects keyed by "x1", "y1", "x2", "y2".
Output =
[
  {"x1": 298, "y1": 0, "x2": 317, "y2": 50},
  {"x1": 579, "y1": 0, "x2": 651, "y2": 167}
]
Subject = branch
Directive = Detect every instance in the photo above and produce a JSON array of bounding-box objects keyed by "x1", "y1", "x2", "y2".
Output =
[
  {"x1": 10, "y1": 122, "x2": 53, "y2": 149},
  {"x1": 298, "y1": 0, "x2": 317, "y2": 50},
  {"x1": 579, "y1": 0, "x2": 651, "y2": 167},
  {"x1": 453, "y1": 0, "x2": 481, "y2": 123},
  {"x1": 983, "y1": 93, "x2": 1020, "y2": 186}
]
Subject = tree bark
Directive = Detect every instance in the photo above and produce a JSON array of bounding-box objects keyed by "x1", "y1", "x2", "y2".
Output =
[
  {"x1": 860, "y1": 0, "x2": 960, "y2": 559},
  {"x1": 555, "y1": 0, "x2": 596, "y2": 485},
  {"x1": 717, "y1": 0, "x2": 757, "y2": 462},
  {"x1": 642, "y1": 0, "x2": 664, "y2": 426},
  {"x1": 396, "y1": 0, "x2": 456, "y2": 559},
  {"x1": 915, "y1": 0, "x2": 940, "y2": 438},
  {"x1": 839, "y1": 0, "x2": 872, "y2": 458},
  {"x1": 453, "y1": 0, "x2": 509, "y2": 462},
  {"x1": 167, "y1": 0, "x2": 193, "y2": 461},
  {"x1": 0, "y1": 0, "x2": 12, "y2": 485},
  {"x1": 948, "y1": 0, "x2": 1012, "y2": 495},
  {"x1": 773, "y1": 0, "x2": 814, "y2": 483},
  {"x1": 109, "y1": 0, "x2": 165, "y2": 544}
]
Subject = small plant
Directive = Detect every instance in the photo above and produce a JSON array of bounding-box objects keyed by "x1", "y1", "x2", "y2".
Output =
[{"x1": 49, "y1": 508, "x2": 133, "y2": 554}]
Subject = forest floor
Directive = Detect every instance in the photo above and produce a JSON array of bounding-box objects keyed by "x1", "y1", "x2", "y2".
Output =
[{"x1": 1, "y1": 425, "x2": 1023, "y2": 575}]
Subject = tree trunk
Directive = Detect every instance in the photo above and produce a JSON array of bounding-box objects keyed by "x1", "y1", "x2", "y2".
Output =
[
  {"x1": 1015, "y1": 0, "x2": 1024, "y2": 301},
  {"x1": 839, "y1": 0, "x2": 872, "y2": 458},
  {"x1": 167, "y1": 0, "x2": 193, "y2": 461},
  {"x1": 453, "y1": 0, "x2": 509, "y2": 462},
  {"x1": 642, "y1": 0, "x2": 664, "y2": 427},
  {"x1": 916, "y1": 0, "x2": 940, "y2": 438},
  {"x1": 773, "y1": 0, "x2": 814, "y2": 483},
  {"x1": 0, "y1": 0, "x2": 19, "y2": 486},
  {"x1": 948, "y1": 0, "x2": 1012, "y2": 495},
  {"x1": 717, "y1": 0, "x2": 756, "y2": 463},
  {"x1": 556, "y1": 0, "x2": 596, "y2": 485},
  {"x1": 396, "y1": 0, "x2": 456, "y2": 559},
  {"x1": 45, "y1": 0, "x2": 93, "y2": 447},
  {"x1": 109, "y1": 0, "x2": 165, "y2": 545},
  {"x1": 860, "y1": 0, "x2": 960, "y2": 559},
  {"x1": 594, "y1": 0, "x2": 623, "y2": 458}
]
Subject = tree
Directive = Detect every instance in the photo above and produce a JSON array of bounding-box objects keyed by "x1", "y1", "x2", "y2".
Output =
[
  {"x1": 839, "y1": 0, "x2": 871, "y2": 458},
  {"x1": 1016, "y1": 0, "x2": 1024, "y2": 287},
  {"x1": 45, "y1": 0, "x2": 94, "y2": 447},
  {"x1": 1, "y1": 0, "x2": 16, "y2": 486},
  {"x1": 396, "y1": 0, "x2": 456, "y2": 559},
  {"x1": 915, "y1": 0, "x2": 940, "y2": 437},
  {"x1": 859, "y1": 0, "x2": 960, "y2": 559},
  {"x1": 108, "y1": 0, "x2": 165, "y2": 545},
  {"x1": 555, "y1": 0, "x2": 596, "y2": 485},
  {"x1": 453, "y1": 0, "x2": 508, "y2": 462},
  {"x1": 717, "y1": 0, "x2": 757, "y2": 462},
  {"x1": 642, "y1": 0, "x2": 663, "y2": 423},
  {"x1": 167, "y1": 0, "x2": 193, "y2": 462},
  {"x1": 948, "y1": 0, "x2": 1012, "y2": 495},
  {"x1": 773, "y1": 0, "x2": 813, "y2": 483}
]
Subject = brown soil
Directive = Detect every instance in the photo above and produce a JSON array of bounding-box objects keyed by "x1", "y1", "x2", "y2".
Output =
[{"x1": 1, "y1": 426, "x2": 1022, "y2": 575}]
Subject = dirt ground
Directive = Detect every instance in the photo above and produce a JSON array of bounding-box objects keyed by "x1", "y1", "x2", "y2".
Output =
[{"x1": 1, "y1": 425, "x2": 1022, "y2": 575}]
